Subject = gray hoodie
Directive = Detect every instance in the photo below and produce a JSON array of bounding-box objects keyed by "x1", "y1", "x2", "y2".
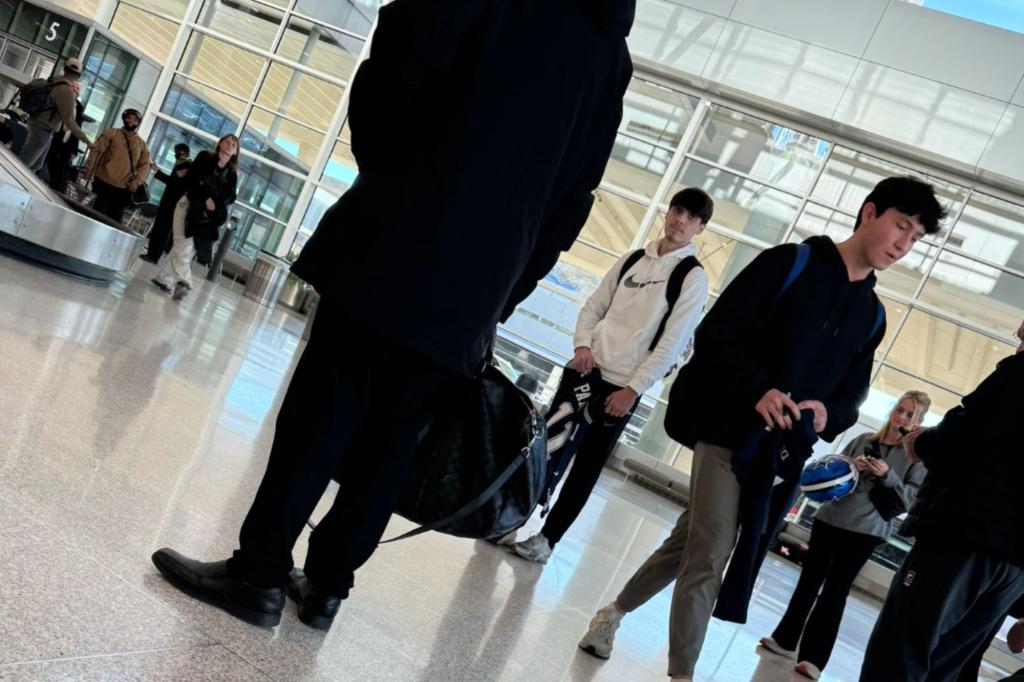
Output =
[{"x1": 813, "y1": 433, "x2": 927, "y2": 539}]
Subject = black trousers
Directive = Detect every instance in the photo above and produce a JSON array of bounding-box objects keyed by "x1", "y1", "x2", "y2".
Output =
[
  {"x1": 539, "y1": 365, "x2": 636, "y2": 545},
  {"x1": 860, "y1": 539, "x2": 1024, "y2": 681},
  {"x1": 956, "y1": 593, "x2": 1024, "y2": 682},
  {"x1": 226, "y1": 300, "x2": 455, "y2": 597},
  {"x1": 92, "y1": 177, "x2": 132, "y2": 224},
  {"x1": 771, "y1": 520, "x2": 880, "y2": 669},
  {"x1": 145, "y1": 212, "x2": 172, "y2": 262}
]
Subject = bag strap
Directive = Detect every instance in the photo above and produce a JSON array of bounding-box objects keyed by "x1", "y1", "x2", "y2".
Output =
[
  {"x1": 378, "y1": 444, "x2": 533, "y2": 544},
  {"x1": 615, "y1": 249, "x2": 645, "y2": 287},
  {"x1": 868, "y1": 298, "x2": 885, "y2": 341},
  {"x1": 648, "y1": 255, "x2": 702, "y2": 351},
  {"x1": 121, "y1": 130, "x2": 139, "y2": 180},
  {"x1": 773, "y1": 243, "x2": 811, "y2": 306}
]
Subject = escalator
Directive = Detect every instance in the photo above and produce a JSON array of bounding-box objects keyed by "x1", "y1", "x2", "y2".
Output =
[{"x1": 0, "y1": 142, "x2": 143, "y2": 283}]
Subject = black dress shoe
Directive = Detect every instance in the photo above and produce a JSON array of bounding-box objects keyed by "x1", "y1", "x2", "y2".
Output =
[
  {"x1": 287, "y1": 568, "x2": 341, "y2": 631},
  {"x1": 151, "y1": 548, "x2": 284, "y2": 628}
]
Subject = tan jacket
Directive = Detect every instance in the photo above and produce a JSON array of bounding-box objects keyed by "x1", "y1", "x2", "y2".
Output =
[{"x1": 85, "y1": 128, "x2": 150, "y2": 190}]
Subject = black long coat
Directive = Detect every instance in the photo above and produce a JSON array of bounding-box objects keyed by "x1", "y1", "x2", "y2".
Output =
[
  {"x1": 292, "y1": 0, "x2": 635, "y2": 376},
  {"x1": 148, "y1": 158, "x2": 191, "y2": 256}
]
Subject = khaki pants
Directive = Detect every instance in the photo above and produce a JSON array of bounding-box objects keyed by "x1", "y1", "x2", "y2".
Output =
[
  {"x1": 616, "y1": 441, "x2": 741, "y2": 677},
  {"x1": 156, "y1": 197, "x2": 194, "y2": 289}
]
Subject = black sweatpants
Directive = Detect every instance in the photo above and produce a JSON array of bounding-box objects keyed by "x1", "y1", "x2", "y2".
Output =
[
  {"x1": 860, "y1": 539, "x2": 1024, "y2": 681},
  {"x1": 226, "y1": 299, "x2": 455, "y2": 597},
  {"x1": 956, "y1": 593, "x2": 1024, "y2": 682},
  {"x1": 92, "y1": 177, "x2": 133, "y2": 224},
  {"x1": 539, "y1": 365, "x2": 636, "y2": 546},
  {"x1": 771, "y1": 520, "x2": 880, "y2": 669}
]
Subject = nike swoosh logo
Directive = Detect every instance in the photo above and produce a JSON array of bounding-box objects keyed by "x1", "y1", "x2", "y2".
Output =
[{"x1": 623, "y1": 274, "x2": 666, "y2": 289}]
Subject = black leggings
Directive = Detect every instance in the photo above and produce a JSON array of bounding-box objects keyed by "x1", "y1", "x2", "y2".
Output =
[{"x1": 771, "y1": 520, "x2": 880, "y2": 668}]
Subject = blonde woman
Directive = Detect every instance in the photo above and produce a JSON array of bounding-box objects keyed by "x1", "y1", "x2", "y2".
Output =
[{"x1": 759, "y1": 390, "x2": 931, "y2": 680}]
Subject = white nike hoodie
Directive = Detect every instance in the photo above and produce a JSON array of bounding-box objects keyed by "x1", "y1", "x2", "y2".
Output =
[{"x1": 572, "y1": 240, "x2": 709, "y2": 395}]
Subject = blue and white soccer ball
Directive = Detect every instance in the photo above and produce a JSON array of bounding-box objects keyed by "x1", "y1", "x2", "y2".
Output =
[{"x1": 800, "y1": 455, "x2": 859, "y2": 503}]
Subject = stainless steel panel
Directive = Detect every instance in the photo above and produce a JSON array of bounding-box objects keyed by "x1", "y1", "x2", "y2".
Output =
[{"x1": 0, "y1": 181, "x2": 142, "y2": 273}]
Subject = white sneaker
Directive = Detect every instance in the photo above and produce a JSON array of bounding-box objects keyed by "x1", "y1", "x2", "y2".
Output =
[
  {"x1": 510, "y1": 533, "x2": 552, "y2": 564},
  {"x1": 578, "y1": 603, "x2": 623, "y2": 659},
  {"x1": 759, "y1": 636, "x2": 796, "y2": 659},
  {"x1": 795, "y1": 661, "x2": 821, "y2": 680}
]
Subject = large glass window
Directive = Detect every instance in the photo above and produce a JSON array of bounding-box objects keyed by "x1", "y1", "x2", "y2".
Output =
[
  {"x1": 177, "y1": 31, "x2": 263, "y2": 101},
  {"x1": 690, "y1": 106, "x2": 830, "y2": 195},
  {"x1": 919, "y1": 252, "x2": 1024, "y2": 337},
  {"x1": 197, "y1": 0, "x2": 284, "y2": 52},
  {"x1": 604, "y1": 134, "x2": 673, "y2": 199},
  {"x1": 884, "y1": 309, "x2": 1016, "y2": 397},
  {"x1": 577, "y1": 189, "x2": 646, "y2": 255},
  {"x1": 675, "y1": 160, "x2": 802, "y2": 246},
  {"x1": 293, "y1": 0, "x2": 379, "y2": 37},
  {"x1": 253, "y1": 63, "x2": 342, "y2": 132},
  {"x1": 951, "y1": 192, "x2": 1024, "y2": 274},
  {"x1": 110, "y1": 4, "x2": 179, "y2": 64},
  {"x1": 122, "y1": 0, "x2": 189, "y2": 19},
  {"x1": 276, "y1": 16, "x2": 363, "y2": 80},
  {"x1": 80, "y1": 35, "x2": 138, "y2": 135},
  {"x1": 320, "y1": 140, "x2": 357, "y2": 194},
  {"x1": 621, "y1": 78, "x2": 699, "y2": 149},
  {"x1": 811, "y1": 146, "x2": 967, "y2": 241}
]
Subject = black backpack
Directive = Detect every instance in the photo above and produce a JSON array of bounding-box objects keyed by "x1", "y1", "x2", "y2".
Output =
[
  {"x1": 616, "y1": 249, "x2": 703, "y2": 357},
  {"x1": 12, "y1": 78, "x2": 58, "y2": 118}
]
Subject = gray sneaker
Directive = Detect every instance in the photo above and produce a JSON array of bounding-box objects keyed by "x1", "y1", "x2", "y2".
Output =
[
  {"x1": 578, "y1": 603, "x2": 623, "y2": 659},
  {"x1": 172, "y1": 282, "x2": 190, "y2": 301},
  {"x1": 510, "y1": 533, "x2": 552, "y2": 564}
]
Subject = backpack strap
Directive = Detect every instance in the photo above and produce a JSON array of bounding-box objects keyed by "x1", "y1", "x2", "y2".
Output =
[
  {"x1": 648, "y1": 255, "x2": 702, "y2": 351},
  {"x1": 616, "y1": 249, "x2": 645, "y2": 287},
  {"x1": 868, "y1": 298, "x2": 885, "y2": 342},
  {"x1": 773, "y1": 243, "x2": 811, "y2": 306}
]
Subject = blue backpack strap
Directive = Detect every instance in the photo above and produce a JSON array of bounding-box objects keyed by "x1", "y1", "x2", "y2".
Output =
[
  {"x1": 773, "y1": 243, "x2": 811, "y2": 306},
  {"x1": 869, "y1": 299, "x2": 885, "y2": 341},
  {"x1": 616, "y1": 249, "x2": 645, "y2": 287}
]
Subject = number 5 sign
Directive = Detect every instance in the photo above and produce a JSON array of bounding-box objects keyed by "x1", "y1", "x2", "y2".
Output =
[{"x1": 46, "y1": 21, "x2": 60, "y2": 42}]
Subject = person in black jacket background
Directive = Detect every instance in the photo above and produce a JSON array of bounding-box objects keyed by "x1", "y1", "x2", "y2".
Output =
[
  {"x1": 150, "y1": 0, "x2": 635, "y2": 631},
  {"x1": 151, "y1": 134, "x2": 237, "y2": 301},
  {"x1": 142, "y1": 143, "x2": 192, "y2": 264},
  {"x1": 861, "y1": 321, "x2": 1024, "y2": 681},
  {"x1": 578, "y1": 177, "x2": 945, "y2": 680}
]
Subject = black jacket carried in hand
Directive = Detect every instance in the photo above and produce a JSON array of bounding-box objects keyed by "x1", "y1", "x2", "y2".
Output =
[
  {"x1": 184, "y1": 150, "x2": 237, "y2": 241},
  {"x1": 901, "y1": 352, "x2": 1024, "y2": 566},
  {"x1": 291, "y1": 0, "x2": 635, "y2": 376},
  {"x1": 667, "y1": 236, "x2": 885, "y2": 450},
  {"x1": 149, "y1": 158, "x2": 192, "y2": 255}
]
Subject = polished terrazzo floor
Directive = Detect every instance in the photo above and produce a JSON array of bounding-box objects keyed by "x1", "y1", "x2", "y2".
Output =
[{"x1": 0, "y1": 254, "x2": 997, "y2": 681}]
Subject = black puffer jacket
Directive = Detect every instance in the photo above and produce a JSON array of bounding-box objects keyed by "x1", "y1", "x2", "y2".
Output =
[
  {"x1": 901, "y1": 352, "x2": 1024, "y2": 566},
  {"x1": 291, "y1": 0, "x2": 635, "y2": 376}
]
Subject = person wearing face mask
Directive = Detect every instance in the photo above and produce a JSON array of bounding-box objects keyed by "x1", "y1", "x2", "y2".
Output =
[
  {"x1": 759, "y1": 391, "x2": 931, "y2": 680},
  {"x1": 84, "y1": 108, "x2": 150, "y2": 224}
]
